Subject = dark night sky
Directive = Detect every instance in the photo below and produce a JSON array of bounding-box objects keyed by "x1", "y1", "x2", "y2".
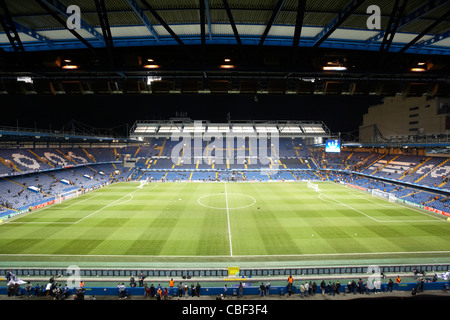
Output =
[{"x1": 1, "y1": 94, "x2": 382, "y2": 134}]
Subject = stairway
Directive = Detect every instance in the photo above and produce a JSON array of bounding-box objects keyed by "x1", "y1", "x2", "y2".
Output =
[
  {"x1": 399, "y1": 157, "x2": 431, "y2": 180},
  {"x1": 373, "y1": 155, "x2": 399, "y2": 174}
]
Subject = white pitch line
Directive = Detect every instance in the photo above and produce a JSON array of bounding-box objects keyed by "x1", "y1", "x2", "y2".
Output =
[
  {"x1": 74, "y1": 189, "x2": 141, "y2": 224},
  {"x1": 318, "y1": 189, "x2": 446, "y2": 223},
  {"x1": 224, "y1": 182, "x2": 233, "y2": 257},
  {"x1": 57, "y1": 192, "x2": 103, "y2": 209},
  {"x1": 318, "y1": 191, "x2": 381, "y2": 222},
  {"x1": 1, "y1": 250, "x2": 450, "y2": 259}
]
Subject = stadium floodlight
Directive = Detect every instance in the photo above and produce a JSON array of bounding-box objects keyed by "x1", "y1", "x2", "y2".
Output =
[
  {"x1": 255, "y1": 126, "x2": 278, "y2": 133},
  {"x1": 232, "y1": 126, "x2": 254, "y2": 133},
  {"x1": 323, "y1": 66, "x2": 347, "y2": 71},
  {"x1": 279, "y1": 126, "x2": 302, "y2": 133},
  {"x1": 301, "y1": 126, "x2": 325, "y2": 133},
  {"x1": 134, "y1": 125, "x2": 158, "y2": 133},
  {"x1": 207, "y1": 125, "x2": 230, "y2": 133}
]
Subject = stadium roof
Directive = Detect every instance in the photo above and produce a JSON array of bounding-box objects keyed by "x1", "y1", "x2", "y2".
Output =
[
  {"x1": 0, "y1": 0, "x2": 449, "y2": 95},
  {"x1": 130, "y1": 119, "x2": 332, "y2": 138},
  {"x1": 1, "y1": 0, "x2": 449, "y2": 54}
]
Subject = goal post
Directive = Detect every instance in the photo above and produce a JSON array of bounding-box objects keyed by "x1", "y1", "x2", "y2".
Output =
[
  {"x1": 56, "y1": 189, "x2": 80, "y2": 204},
  {"x1": 138, "y1": 177, "x2": 149, "y2": 188},
  {"x1": 371, "y1": 189, "x2": 397, "y2": 203},
  {"x1": 307, "y1": 180, "x2": 320, "y2": 192}
]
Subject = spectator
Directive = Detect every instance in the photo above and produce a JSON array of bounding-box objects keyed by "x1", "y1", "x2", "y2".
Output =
[
  {"x1": 311, "y1": 282, "x2": 317, "y2": 296},
  {"x1": 387, "y1": 279, "x2": 394, "y2": 292},
  {"x1": 139, "y1": 273, "x2": 145, "y2": 287},
  {"x1": 259, "y1": 283, "x2": 265, "y2": 297},
  {"x1": 320, "y1": 280, "x2": 326, "y2": 295},
  {"x1": 265, "y1": 281, "x2": 271, "y2": 296},
  {"x1": 177, "y1": 282, "x2": 183, "y2": 298},
  {"x1": 129, "y1": 275, "x2": 136, "y2": 288},
  {"x1": 299, "y1": 283, "x2": 305, "y2": 298},
  {"x1": 196, "y1": 283, "x2": 201, "y2": 297},
  {"x1": 150, "y1": 284, "x2": 155, "y2": 298},
  {"x1": 25, "y1": 281, "x2": 32, "y2": 298},
  {"x1": 118, "y1": 282, "x2": 127, "y2": 299}
]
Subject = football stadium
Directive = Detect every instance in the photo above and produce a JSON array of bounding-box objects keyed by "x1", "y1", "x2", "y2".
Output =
[{"x1": 0, "y1": 0, "x2": 450, "y2": 304}]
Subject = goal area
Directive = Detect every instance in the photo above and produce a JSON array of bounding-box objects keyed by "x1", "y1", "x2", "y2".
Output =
[
  {"x1": 56, "y1": 189, "x2": 81, "y2": 204},
  {"x1": 371, "y1": 189, "x2": 398, "y2": 203},
  {"x1": 307, "y1": 180, "x2": 320, "y2": 191}
]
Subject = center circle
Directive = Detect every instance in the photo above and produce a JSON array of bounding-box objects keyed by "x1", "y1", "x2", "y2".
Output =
[{"x1": 197, "y1": 193, "x2": 256, "y2": 210}]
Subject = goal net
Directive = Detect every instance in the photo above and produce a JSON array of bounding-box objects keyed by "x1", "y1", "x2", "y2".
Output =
[
  {"x1": 56, "y1": 189, "x2": 80, "y2": 204},
  {"x1": 372, "y1": 189, "x2": 397, "y2": 203},
  {"x1": 307, "y1": 180, "x2": 320, "y2": 192},
  {"x1": 138, "y1": 178, "x2": 149, "y2": 188}
]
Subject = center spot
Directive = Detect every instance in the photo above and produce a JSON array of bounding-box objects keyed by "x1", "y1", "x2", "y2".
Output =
[{"x1": 197, "y1": 193, "x2": 256, "y2": 210}]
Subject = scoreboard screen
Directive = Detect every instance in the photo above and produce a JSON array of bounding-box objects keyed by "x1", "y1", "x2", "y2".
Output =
[{"x1": 325, "y1": 139, "x2": 341, "y2": 153}]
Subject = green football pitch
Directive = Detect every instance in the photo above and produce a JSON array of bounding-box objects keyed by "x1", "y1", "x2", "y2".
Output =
[{"x1": 1, "y1": 181, "x2": 450, "y2": 268}]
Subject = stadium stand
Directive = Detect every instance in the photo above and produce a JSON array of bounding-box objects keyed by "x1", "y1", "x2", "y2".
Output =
[{"x1": 1, "y1": 134, "x2": 450, "y2": 219}]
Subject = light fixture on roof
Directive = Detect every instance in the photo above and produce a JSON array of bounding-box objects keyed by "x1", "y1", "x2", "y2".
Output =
[
  {"x1": 323, "y1": 62, "x2": 347, "y2": 71},
  {"x1": 220, "y1": 64, "x2": 235, "y2": 69},
  {"x1": 62, "y1": 64, "x2": 79, "y2": 70},
  {"x1": 140, "y1": 57, "x2": 160, "y2": 69},
  {"x1": 143, "y1": 64, "x2": 160, "y2": 69},
  {"x1": 410, "y1": 60, "x2": 433, "y2": 72},
  {"x1": 56, "y1": 56, "x2": 79, "y2": 70}
]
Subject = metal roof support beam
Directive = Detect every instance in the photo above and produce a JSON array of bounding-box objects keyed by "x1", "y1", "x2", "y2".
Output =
[
  {"x1": 95, "y1": 0, "x2": 113, "y2": 49},
  {"x1": 414, "y1": 29, "x2": 450, "y2": 49},
  {"x1": 204, "y1": 0, "x2": 212, "y2": 40},
  {"x1": 365, "y1": 0, "x2": 449, "y2": 47},
  {"x1": 312, "y1": 0, "x2": 365, "y2": 48},
  {"x1": 35, "y1": 0, "x2": 95, "y2": 50},
  {"x1": 200, "y1": 0, "x2": 207, "y2": 72},
  {"x1": 95, "y1": 0, "x2": 114, "y2": 66},
  {"x1": 139, "y1": 0, "x2": 184, "y2": 47},
  {"x1": 39, "y1": 0, "x2": 104, "y2": 43},
  {"x1": 13, "y1": 21, "x2": 54, "y2": 47},
  {"x1": 258, "y1": 0, "x2": 285, "y2": 47},
  {"x1": 292, "y1": 0, "x2": 307, "y2": 48},
  {"x1": 398, "y1": 8, "x2": 450, "y2": 54},
  {"x1": 200, "y1": 0, "x2": 206, "y2": 47},
  {"x1": 222, "y1": 0, "x2": 242, "y2": 47},
  {"x1": 0, "y1": 0, "x2": 25, "y2": 52},
  {"x1": 125, "y1": 0, "x2": 159, "y2": 41},
  {"x1": 379, "y1": 0, "x2": 407, "y2": 53},
  {"x1": 292, "y1": 0, "x2": 307, "y2": 68}
]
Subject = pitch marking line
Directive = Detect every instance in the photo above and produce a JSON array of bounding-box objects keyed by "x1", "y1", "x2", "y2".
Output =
[
  {"x1": 51, "y1": 192, "x2": 103, "y2": 209},
  {"x1": 1, "y1": 250, "x2": 450, "y2": 259},
  {"x1": 335, "y1": 182, "x2": 448, "y2": 222},
  {"x1": 6, "y1": 184, "x2": 158, "y2": 225},
  {"x1": 197, "y1": 193, "x2": 256, "y2": 210},
  {"x1": 317, "y1": 191, "x2": 444, "y2": 223},
  {"x1": 225, "y1": 182, "x2": 233, "y2": 257},
  {"x1": 74, "y1": 185, "x2": 157, "y2": 224}
]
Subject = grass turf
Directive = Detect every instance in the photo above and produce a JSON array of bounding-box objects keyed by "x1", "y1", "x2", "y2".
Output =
[{"x1": 1, "y1": 181, "x2": 450, "y2": 267}]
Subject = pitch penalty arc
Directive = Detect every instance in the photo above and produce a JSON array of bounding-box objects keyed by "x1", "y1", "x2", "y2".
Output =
[{"x1": 197, "y1": 193, "x2": 256, "y2": 210}]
